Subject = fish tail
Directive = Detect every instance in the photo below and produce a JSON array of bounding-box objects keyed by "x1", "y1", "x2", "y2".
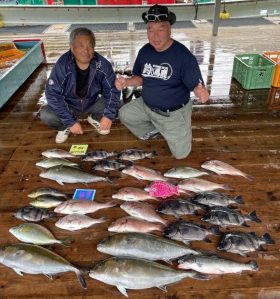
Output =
[
  {"x1": 261, "y1": 233, "x2": 275, "y2": 244},
  {"x1": 107, "y1": 200, "x2": 119, "y2": 208},
  {"x1": 76, "y1": 270, "x2": 87, "y2": 289},
  {"x1": 152, "y1": 150, "x2": 158, "y2": 156},
  {"x1": 234, "y1": 195, "x2": 244, "y2": 204},
  {"x1": 50, "y1": 211, "x2": 58, "y2": 219},
  {"x1": 106, "y1": 177, "x2": 113, "y2": 184},
  {"x1": 191, "y1": 272, "x2": 209, "y2": 280},
  {"x1": 61, "y1": 237, "x2": 73, "y2": 247},
  {"x1": 248, "y1": 261, "x2": 258, "y2": 271},
  {"x1": 249, "y1": 211, "x2": 261, "y2": 223},
  {"x1": 223, "y1": 184, "x2": 233, "y2": 190}
]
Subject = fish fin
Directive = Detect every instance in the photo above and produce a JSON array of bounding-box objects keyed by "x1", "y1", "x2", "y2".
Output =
[
  {"x1": 249, "y1": 211, "x2": 261, "y2": 223},
  {"x1": 117, "y1": 285, "x2": 128, "y2": 297},
  {"x1": 192, "y1": 272, "x2": 209, "y2": 280},
  {"x1": 57, "y1": 180, "x2": 64, "y2": 186},
  {"x1": 261, "y1": 233, "x2": 275, "y2": 245},
  {"x1": 244, "y1": 173, "x2": 254, "y2": 181},
  {"x1": 248, "y1": 261, "x2": 258, "y2": 271},
  {"x1": 163, "y1": 259, "x2": 173, "y2": 265},
  {"x1": 13, "y1": 268, "x2": 24, "y2": 276},
  {"x1": 210, "y1": 225, "x2": 221, "y2": 236},
  {"x1": 60, "y1": 237, "x2": 73, "y2": 247},
  {"x1": 76, "y1": 270, "x2": 87, "y2": 289},
  {"x1": 158, "y1": 285, "x2": 167, "y2": 292},
  {"x1": 106, "y1": 177, "x2": 113, "y2": 184},
  {"x1": 45, "y1": 274, "x2": 53, "y2": 280},
  {"x1": 234, "y1": 195, "x2": 244, "y2": 204}
]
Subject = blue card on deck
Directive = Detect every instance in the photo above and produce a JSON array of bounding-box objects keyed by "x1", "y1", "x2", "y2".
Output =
[{"x1": 73, "y1": 189, "x2": 96, "y2": 201}]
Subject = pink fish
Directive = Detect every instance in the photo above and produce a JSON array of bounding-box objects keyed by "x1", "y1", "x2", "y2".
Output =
[{"x1": 148, "y1": 181, "x2": 180, "y2": 199}]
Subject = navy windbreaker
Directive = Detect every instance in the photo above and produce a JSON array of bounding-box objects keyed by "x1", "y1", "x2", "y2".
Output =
[{"x1": 45, "y1": 50, "x2": 120, "y2": 127}]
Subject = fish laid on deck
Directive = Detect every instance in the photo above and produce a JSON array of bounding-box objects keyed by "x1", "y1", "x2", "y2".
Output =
[
  {"x1": 39, "y1": 165, "x2": 110, "y2": 185},
  {"x1": 14, "y1": 206, "x2": 56, "y2": 222},
  {"x1": 164, "y1": 167, "x2": 209, "y2": 179},
  {"x1": 201, "y1": 160, "x2": 254, "y2": 181},
  {"x1": 28, "y1": 187, "x2": 69, "y2": 199},
  {"x1": 120, "y1": 201, "x2": 168, "y2": 226},
  {"x1": 54, "y1": 199, "x2": 118, "y2": 215},
  {"x1": 89, "y1": 257, "x2": 207, "y2": 297},
  {"x1": 97, "y1": 232, "x2": 199, "y2": 262},
  {"x1": 91, "y1": 159, "x2": 131, "y2": 172},
  {"x1": 112, "y1": 187, "x2": 156, "y2": 201},
  {"x1": 0, "y1": 243, "x2": 86, "y2": 289},
  {"x1": 178, "y1": 178, "x2": 232, "y2": 192},
  {"x1": 191, "y1": 192, "x2": 244, "y2": 207},
  {"x1": 29, "y1": 194, "x2": 65, "y2": 209},
  {"x1": 164, "y1": 220, "x2": 220, "y2": 244},
  {"x1": 202, "y1": 206, "x2": 261, "y2": 227},
  {"x1": 218, "y1": 232, "x2": 275, "y2": 256},
  {"x1": 9, "y1": 223, "x2": 71, "y2": 246},
  {"x1": 36, "y1": 157, "x2": 80, "y2": 169},
  {"x1": 82, "y1": 150, "x2": 117, "y2": 161},
  {"x1": 122, "y1": 165, "x2": 168, "y2": 181},
  {"x1": 41, "y1": 148, "x2": 76, "y2": 159},
  {"x1": 117, "y1": 149, "x2": 157, "y2": 161},
  {"x1": 177, "y1": 254, "x2": 258, "y2": 274}
]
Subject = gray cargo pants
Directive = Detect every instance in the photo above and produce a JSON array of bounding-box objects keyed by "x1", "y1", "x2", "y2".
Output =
[{"x1": 119, "y1": 97, "x2": 192, "y2": 159}]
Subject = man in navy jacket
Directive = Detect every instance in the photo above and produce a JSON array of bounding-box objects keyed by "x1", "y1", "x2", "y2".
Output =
[{"x1": 40, "y1": 27, "x2": 120, "y2": 143}]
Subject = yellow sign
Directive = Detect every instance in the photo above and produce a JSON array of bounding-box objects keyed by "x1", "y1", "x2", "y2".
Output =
[{"x1": 69, "y1": 144, "x2": 88, "y2": 155}]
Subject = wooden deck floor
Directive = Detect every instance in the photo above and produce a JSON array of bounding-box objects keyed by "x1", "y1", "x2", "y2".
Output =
[{"x1": 0, "y1": 23, "x2": 280, "y2": 298}]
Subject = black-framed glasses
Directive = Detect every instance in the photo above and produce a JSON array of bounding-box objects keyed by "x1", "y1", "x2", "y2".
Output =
[{"x1": 145, "y1": 14, "x2": 168, "y2": 22}]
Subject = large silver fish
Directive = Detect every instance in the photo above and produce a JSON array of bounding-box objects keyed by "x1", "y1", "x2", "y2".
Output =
[
  {"x1": 177, "y1": 254, "x2": 258, "y2": 274},
  {"x1": 54, "y1": 199, "x2": 118, "y2": 215},
  {"x1": 41, "y1": 148, "x2": 76, "y2": 158},
  {"x1": 0, "y1": 243, "x2": 86, "y2": 289},
  {"x1": 164, "y1": 167, "x2": 209, "y2": 179},
  {"x1": 9, "y1": 223, "x2": 71, "y2": 246},
  {"x1": 122, "y1": 165, "x2": 168, "y2": 181},
  {"x1": 178, "y1": 178, "x2": 232, "y2": 193},
  {"x1": 191, "y1": 192, "x2": 244, "y2": 207},
  {"x1": 202, "y1": 206, "x2": 261, "y2": 227},
  {"x1": 120, "y1": 202, "x2": 168, "y2": 226},
  {"x1": 112, "y1": 187, "x2": 156, "y2": 201},
  {"x1": 89, "y1": 257, "x2": 207, "y2": 297},
  {"x1": 39, "y1": 165, "x2": 110, "y2": 185},
  {"x1": 201, "y1": 160, "x2": 254, "y2": 180},
  {"x1": 14, "y1": 206, "x2": 56, "y2": 222},
  {"x1": 28, "y1": 187, "x2": 69, "y2": 199},
  {"x1": 164, "y1": 221, "x2": 220, "y2": 244},
  {"x1": 117, "y1": 149, "x2": 157, "y2": 161},
  {"x1": 97, "y1": 232, "x2": 199, "y2": 263},
  {"x1": 36, "y1": 157, "x2": 79, "y2": 169},
  {"x1": 157, "y1": 199, "x2": 206, "y2": 219},
  {"x1": 218, "y1": 232, "x2": 274, "y2": 256},
  {"x1": 55, "y1": 214, "x2": 107, "y2": 231}
]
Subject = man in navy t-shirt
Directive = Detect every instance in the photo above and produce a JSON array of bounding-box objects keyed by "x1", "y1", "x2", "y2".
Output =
[{"x1": 115, "y1": 4, "x2": 209, "y2": 159}]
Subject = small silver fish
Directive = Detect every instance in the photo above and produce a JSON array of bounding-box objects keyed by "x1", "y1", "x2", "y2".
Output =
[
  {"x1": 202, "y1": 206, "x2": 261, "y2": 227},
  {"x1": 122, "y1": 165, "x2": 168, "y2": 181},
  {"x1": 201, "y1": 160, "x2": 254, "y2": 180},
  {"x1": 82, "y1": 150, "x2": 117, "y2": 161},
  {"x1": 14, "y1": 206, "x2": 56, "y2": 222},
  {"x1": 117, "y1": 149, "x2": 157, "y2": 161},
  {"x1": 112, "y1": 187, "x2": 156, "y2": 201},
  {"x1": 177, "y1": 254, "x2": 258, "y2": 274},
  {"x1": 36, "y1": 158, "x2": 79, "y2": 169},
  {"x1": 178, "y1": 178, "x2": 232, "y2": 193},
  {"x1": 41, "y1": 149, "x2": 76, "y2": 158},
  {"x1": 164, "y1": 167, "x2": 209, "y2": 179},
  {"x1": 218, "y1": 232, "x2": 275, "y2": 256}
]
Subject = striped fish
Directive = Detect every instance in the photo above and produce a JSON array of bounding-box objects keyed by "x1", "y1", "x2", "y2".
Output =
[
  {"x1": 14, "y1": 206, "x2": 56, "y2": 222},
  {"x1": 82, "y1": 150, "x2": 117, "y2": 161}
]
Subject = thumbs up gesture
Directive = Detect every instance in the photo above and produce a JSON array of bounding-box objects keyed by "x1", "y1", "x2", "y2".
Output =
[{"x1": 193, "y1": 82, "x2": 209, "y2": 103}]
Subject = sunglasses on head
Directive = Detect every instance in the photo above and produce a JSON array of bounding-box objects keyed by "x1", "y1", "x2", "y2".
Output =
[{"x1": 145, "y1": 14, "x2": 168, "y2": 22}]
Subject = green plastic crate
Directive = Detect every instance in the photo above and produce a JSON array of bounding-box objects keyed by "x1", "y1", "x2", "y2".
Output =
[
  {"x1": 81, "y1": 0, "x2": 96, "y2": 4},
  {"x1": 63, "y1": 0, "x2": 80, "y2": 4},
  {"x1": 18, "y1": 0, "x2": 45, "y2": 4},
  {"x1": 232, "y1": 54, "x2": 274, "y2": 90}
]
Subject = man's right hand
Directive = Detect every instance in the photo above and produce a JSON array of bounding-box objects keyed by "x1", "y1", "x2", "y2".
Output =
[
  {"x1": 115, "y1": 76, "x2": 127, "y2": 91},
  {"x1": 70, "y1": 122, "x2": 83, "y2": 134}
]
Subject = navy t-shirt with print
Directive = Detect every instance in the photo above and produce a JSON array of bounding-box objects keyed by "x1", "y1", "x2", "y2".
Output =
[{"x1": 133, "y1": 40, "x2": 203, "y2": 111}]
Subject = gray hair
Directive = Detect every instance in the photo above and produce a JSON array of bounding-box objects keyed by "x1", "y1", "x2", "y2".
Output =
[{"x1": 69, "y1": 27, "x2": 95, "y2": 46}]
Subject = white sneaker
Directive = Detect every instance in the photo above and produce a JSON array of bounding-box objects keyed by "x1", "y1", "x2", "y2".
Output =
[
  {"x1": 87, "y1": 115, "x2": 110, "y2": 135},
  {"x1": 55, "y1": 128, "x2": 70, "y2": 143}
]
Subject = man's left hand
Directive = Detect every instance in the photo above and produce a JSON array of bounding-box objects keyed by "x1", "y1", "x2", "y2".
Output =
[
  {"x1": 99, "y1": 116, "x2": 112, "y2": 132},
  {"x1": 193, "y1": 83, "x2": 209, "y2": 103}
]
